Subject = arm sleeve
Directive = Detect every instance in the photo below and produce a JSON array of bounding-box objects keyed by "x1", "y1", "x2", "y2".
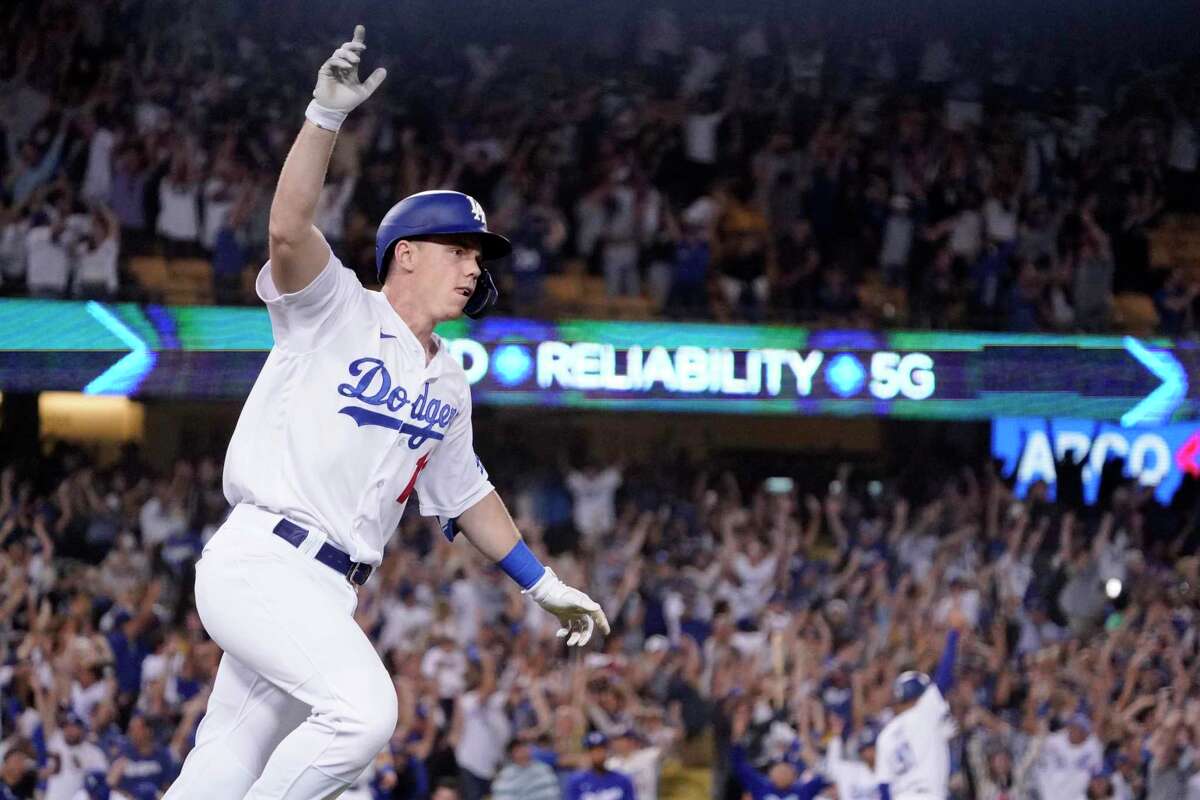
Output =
[
  {"x1": 914, "y1": 684, "x2": 951, "y2": 734},
  {"x1": 730, "y1": 745, "x2": 770, "y2": 796},
  {"x1": 875, "y1": 730, "x2": 897, "y2": 785},
  {"x1": 825, "y1": 734, "x2": 845, "y2": 770},
  {"x1": 934, "y1": 629, "x2": 960, "y2": 693},
  {"x1": 798, "y1": 774, "x2": 829, "y2": 799},
  {"x1": 412, "y1": 759, "x2": 429, "y2": 798},
  {"x1": 255, "y1": 248, "x2": 361, "y2": 352},
  {"x1": 1014, "y1": 734, "x2": 1047, "y2": 792},
  {"x1": 416, "y1": 391, "x2": 494, "y2": 526}
]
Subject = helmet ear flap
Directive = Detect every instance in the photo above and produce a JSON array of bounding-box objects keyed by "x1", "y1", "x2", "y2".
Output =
[{"x1": 463, "y1": 269, "x2": 498, "y2": 318}]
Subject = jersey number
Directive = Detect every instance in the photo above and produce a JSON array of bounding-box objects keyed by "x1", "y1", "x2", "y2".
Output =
[{"x1": 397, "y1": 454, "x2": 431, "y2": 503}]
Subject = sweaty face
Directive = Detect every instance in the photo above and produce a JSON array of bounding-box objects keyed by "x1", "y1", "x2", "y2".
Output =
[{"x1": 392, "y1": 235, "x2": 483, "y2": 321}]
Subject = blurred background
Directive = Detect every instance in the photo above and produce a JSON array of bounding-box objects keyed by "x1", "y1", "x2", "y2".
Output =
[{"x1": 2, "y1": 0, "x2": 1200, "y2": 798}]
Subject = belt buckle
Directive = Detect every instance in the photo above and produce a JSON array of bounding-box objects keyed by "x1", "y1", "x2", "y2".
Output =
[{"x1": 346, "y1": 562, "x2": 372, "y2": 586}]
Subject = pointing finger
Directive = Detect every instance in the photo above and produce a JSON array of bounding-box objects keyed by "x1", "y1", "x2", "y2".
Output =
[{"x1": 353, "y1": 24, "x2": 365, "y2": 44}]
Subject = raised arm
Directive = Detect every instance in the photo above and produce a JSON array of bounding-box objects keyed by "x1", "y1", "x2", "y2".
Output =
[
  {"x1": 934, "y1": 628, "x2": 960, "y2": 694},
  {"x1": 269, "y1": 25, "x2": 386, "y2": 294}
]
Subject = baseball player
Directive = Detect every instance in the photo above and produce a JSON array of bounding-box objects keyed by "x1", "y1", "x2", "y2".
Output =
[
  {"x1": 163, "y1": 26, "x2": 609, "y2": 800},
  {"x1": 874, "y1": 629, "x2": 959, "y2": 800}
]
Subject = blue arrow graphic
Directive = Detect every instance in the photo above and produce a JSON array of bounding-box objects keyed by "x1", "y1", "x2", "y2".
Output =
[
  {"x1": 1120, "y1": 336, "x2": 1187, "y2": 427},
  {"x1": 83, "y1": 302, "x2": 156, "y2": 395}
]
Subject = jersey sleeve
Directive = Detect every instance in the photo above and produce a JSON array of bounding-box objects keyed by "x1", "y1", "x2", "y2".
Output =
[
  {"x1": 913, "y1": 685, "x2": 951, "y2": 735},
  {"x1": 875, "y1": 725, "x2": 907, "y2": 786},
  {"x1": 730, "y1": 744, "x2": 771, "y2": 797},
  {"x1": 825, "y1": 734, "x2": 849, "y2": 775},
  {"x1": 415, "y1": 390, "x2": 494, "y2": 522},
  {"x1": 255, "y1": 248, "x2": 361, "y2": 352}
]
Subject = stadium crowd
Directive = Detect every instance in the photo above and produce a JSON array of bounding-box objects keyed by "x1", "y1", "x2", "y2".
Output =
[
  {"x1": 0, "y1": 436, "x2": 1199, "y2": 800},
  {"x1": 1, "y1": 0, "x2": 1200, "y2": 331}
]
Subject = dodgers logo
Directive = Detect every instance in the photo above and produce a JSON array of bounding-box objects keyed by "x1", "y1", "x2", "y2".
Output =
[
  {"x1": 337, "y1": 358, "x2": 460, "y2": 449},
  {"x1": 468, "y1": 195, "x2": 486, "y2": 224}
]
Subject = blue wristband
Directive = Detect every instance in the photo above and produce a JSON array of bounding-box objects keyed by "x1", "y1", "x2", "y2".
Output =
[{"x1": 498, "y1": 540, "x2": 546, "y2": 590}]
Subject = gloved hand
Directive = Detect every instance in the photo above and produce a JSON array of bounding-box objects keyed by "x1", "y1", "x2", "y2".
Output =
[
  {"x1": 524, "y1": 567, "x2": 610, "y2": 647},
  {"x1": 309, "y1": 25, "x2": 387, "y2": 126}
]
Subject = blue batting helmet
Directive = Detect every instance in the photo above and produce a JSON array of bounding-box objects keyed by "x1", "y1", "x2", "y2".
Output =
[
  {"x1": 893, "y1": 671, "x2": 930, "y2": 702},
  {"x1": 374, "y1": 190, "x2": 511, "y2": 318}
]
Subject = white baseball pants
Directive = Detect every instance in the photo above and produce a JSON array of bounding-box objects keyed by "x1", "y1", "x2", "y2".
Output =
[{"x1": 163, "y1": 505, "x2": 397, "y2": 799}]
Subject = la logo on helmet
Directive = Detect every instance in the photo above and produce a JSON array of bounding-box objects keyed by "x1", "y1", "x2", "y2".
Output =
[{"x1": 468, "y1": 196, "x2": 486, "y2": 224}]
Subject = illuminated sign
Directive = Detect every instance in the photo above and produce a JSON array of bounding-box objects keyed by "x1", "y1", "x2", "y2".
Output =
[
  {"x1": 991, "y1": 417, "x2": 1200, "y2": 503},
  {"x1": 449, "y1": 339, "x2": 935, "y2": 401},
  {"x1": 0, "y1": 299, "x2": 1197, "y2": 422}
]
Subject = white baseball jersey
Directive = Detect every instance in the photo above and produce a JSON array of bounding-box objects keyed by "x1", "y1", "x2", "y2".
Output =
[
  {"x1": 875, "y1": 687, "x2": 953, "y2": 800},
  {"x1": 607, "y1": 746, "x2": 663, "y2": 800},
  {"x1": 223, "y1": 251, "x2": 493, "y2": 564},
  {"x1": 825, "y1": 736, "x2": 880, "y2": 800},
  {"x1": 44, "y1": 731, "x2": 108, "y2": 800},
  {"x1": 1032, "y1": 731, "x2": 1102, "y2": 800}
]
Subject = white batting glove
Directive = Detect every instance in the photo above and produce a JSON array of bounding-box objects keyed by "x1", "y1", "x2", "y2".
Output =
[
  {"x1": 524, "y1": 567, "x2": 611, "y2": 647},
  {"x1": 307, "y1": 25, "x2": 387, "y2": 131}
]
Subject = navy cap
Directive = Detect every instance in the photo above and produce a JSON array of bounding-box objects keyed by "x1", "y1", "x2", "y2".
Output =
[{"x1": 583, "y1": 731, "x2": 609, "y2": 749}]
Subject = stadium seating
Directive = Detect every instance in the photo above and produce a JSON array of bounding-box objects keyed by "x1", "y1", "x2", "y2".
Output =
[
  {"x1": 128, "y1": 255, "x2": 170, "y2": 301},
  {"x1": 163, "y1": 259, "x2": 215, "y2": 306},
  {"x1": 1150, "y1": 213, "x2": 1200, "y2": 274},
  {"x1": 1113, "y1": 291, "x2": 1160, "y2": 336}
]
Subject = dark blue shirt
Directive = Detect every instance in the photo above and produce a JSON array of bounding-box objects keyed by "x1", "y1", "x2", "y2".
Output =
[
  {"x1": 565, "y1": 768, "x2": 636, "y2": 800},
  {"x1": 117, "y1": 742, "x2": 175, "y2": 799},
  {"x1": 674, "y1": 240, "x2": 710, "y2": 285},
  {"x1": 731, "y1": 745, "x2": 829, "y2": 800},
  {"x1": 106, "y1": 630, "x2": 149, "y2": 696}
]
